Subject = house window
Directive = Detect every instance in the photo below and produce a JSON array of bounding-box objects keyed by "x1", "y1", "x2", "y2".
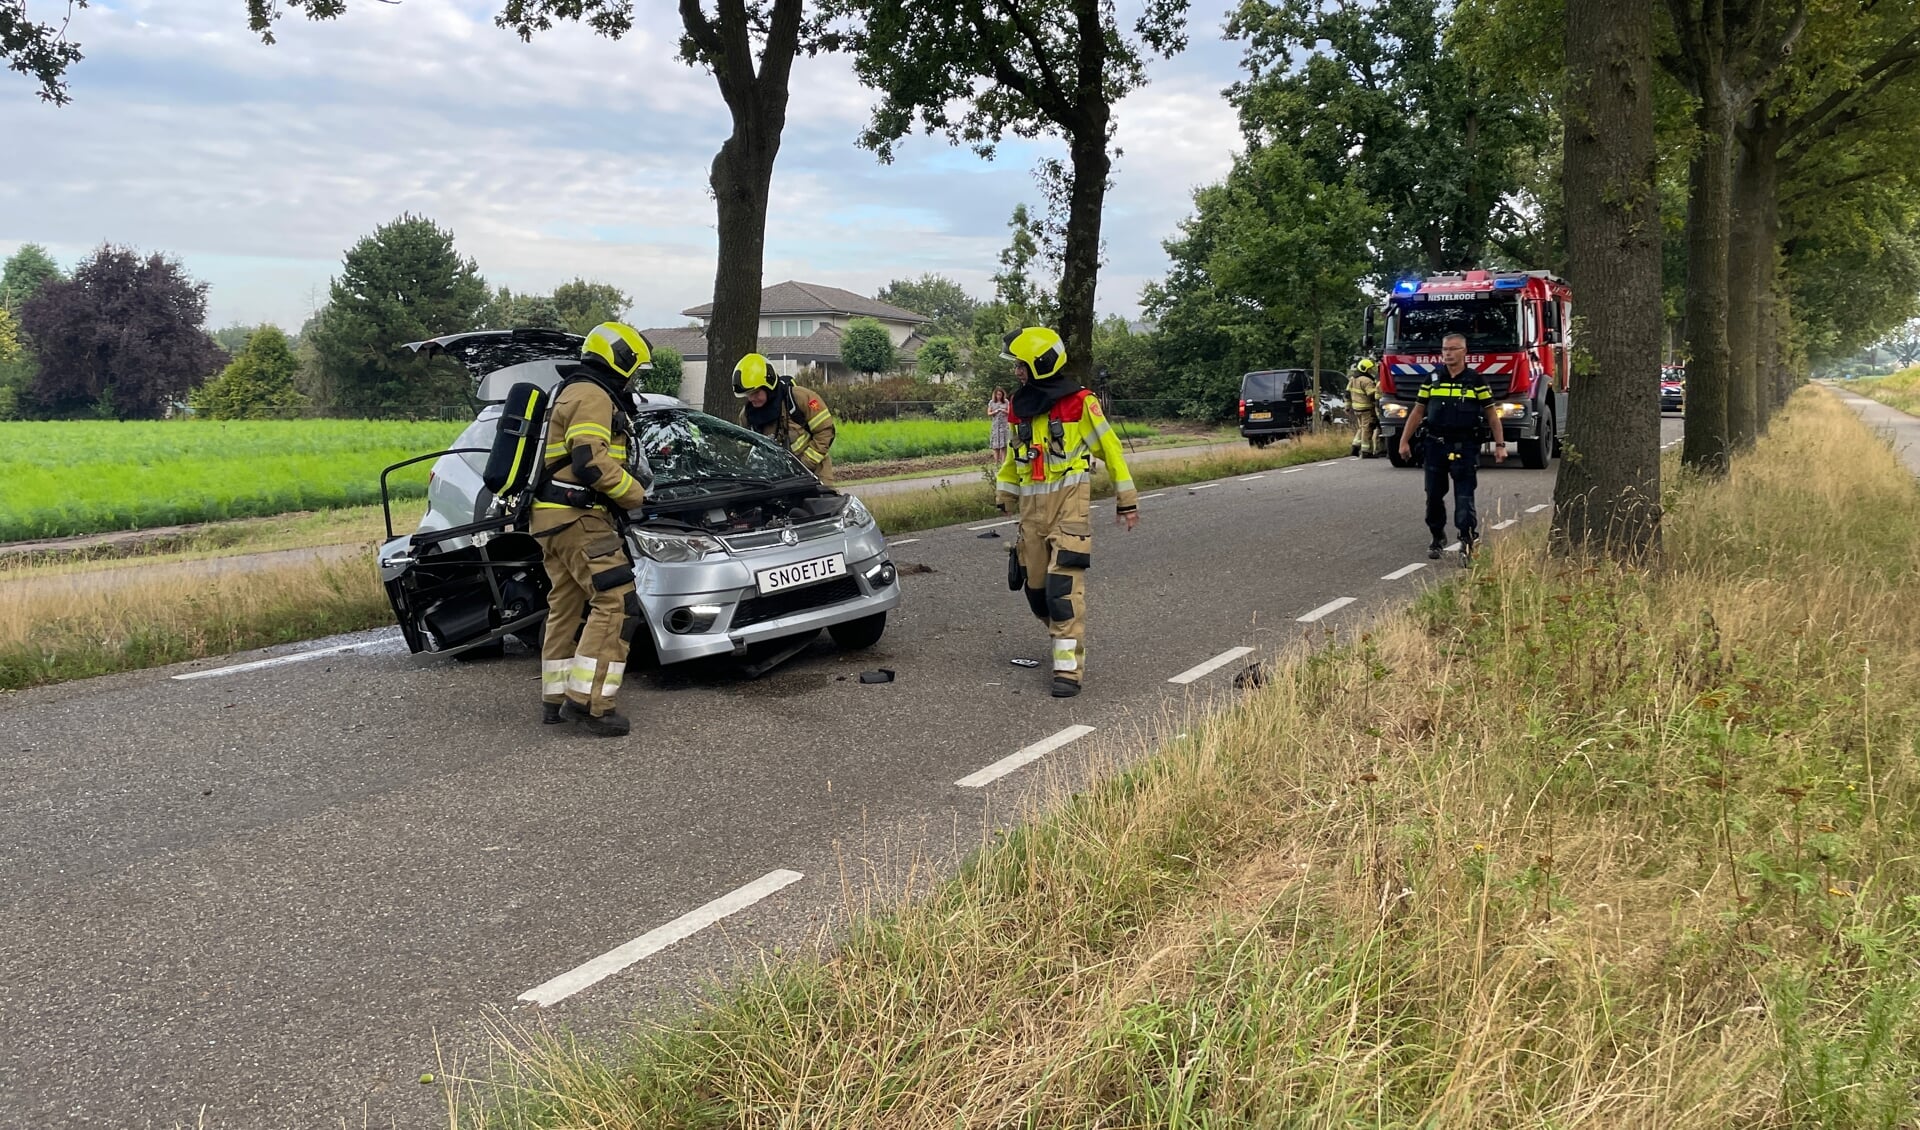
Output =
[{"x1": 765, "y1": 318, "x2": 815, "y2": 337}]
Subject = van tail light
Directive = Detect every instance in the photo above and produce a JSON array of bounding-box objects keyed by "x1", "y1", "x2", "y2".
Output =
[
  {"x1": 1307, "y1": 395, "x2": 1317, "y2": 416},
  {"x1": 1238, "y1": 399, "x2": 1248, "y2": 418}
]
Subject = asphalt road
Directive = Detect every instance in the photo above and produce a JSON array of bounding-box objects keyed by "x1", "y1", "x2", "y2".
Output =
[{"x1": 0, "y1": 418, "x2": 1682, "y2": 1129}]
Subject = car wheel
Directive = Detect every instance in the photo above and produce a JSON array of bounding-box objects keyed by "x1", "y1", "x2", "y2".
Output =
[
  {"x1": 1386, "y1": 444, "x2": 1412, "y2": 468},
  {"x1": 829, "y1": 612, "x2": 888, "y2": 651}
]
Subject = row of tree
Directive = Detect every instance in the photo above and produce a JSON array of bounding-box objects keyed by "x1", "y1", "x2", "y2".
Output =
[{"x1": 0, "y1": 219, "x2": 670, "y2": 420}]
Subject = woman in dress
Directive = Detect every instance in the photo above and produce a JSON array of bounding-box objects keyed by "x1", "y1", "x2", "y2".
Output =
[{"x1": 987, "y1": 386, "x2": 1011, "y2": 468}]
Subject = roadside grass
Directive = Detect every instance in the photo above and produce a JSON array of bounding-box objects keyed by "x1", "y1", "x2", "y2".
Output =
[
  {"x1": 864, "y1": 431, "x2": 1350, "y2": 535},
  {"x1": 1851, "y1": 367, "x2": 1920, "y2": 416},
  {"x1": 0, "y1": 551, "x2": 392, "y2": 691},
  {"x1": 446, "y1": 387, "x2": 1920, "y2": 1127},
  {"x1": 0, "y1": 419, "x2": 457, "y2": 541},
  {"x1": 833, "y1": 418, "x2": 1158, "y2": 464},
  {"x1": 0, "y1": 505, "x2": 392, "y2": 576}
]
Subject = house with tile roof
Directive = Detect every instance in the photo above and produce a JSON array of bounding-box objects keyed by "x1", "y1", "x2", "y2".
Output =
[{"x1": 643, "y1": 280, "x2": 937, "y2": 403}]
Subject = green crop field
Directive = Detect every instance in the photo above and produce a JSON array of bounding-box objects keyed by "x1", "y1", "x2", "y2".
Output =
[
  {"x1": 0, "y1": 415, "x2": 1164, "y2": 544},
  {"x1": 0, "y1": 419, "x2": 462, "y2": 542},
  {"x1": 832, "y1": 418, "x2": 1156, "y2": 463}
]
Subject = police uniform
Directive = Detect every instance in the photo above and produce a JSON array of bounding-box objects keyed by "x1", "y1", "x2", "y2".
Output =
[
  {"x1": 734, "y1": 355, "x2": 837, "y2": 484},
  {"x1": 1348, "y1": 362, "x2": 1382, "y2": 457},
  {"x1": 1414, "y1": 366, "x2": 1494, "y2": 554},
  {"x1": 993, "y1": 327, "x2": 1138, "y2": 698},
  {"x1": 532, "y1": 323, "x2": 654, "y2": 737}
]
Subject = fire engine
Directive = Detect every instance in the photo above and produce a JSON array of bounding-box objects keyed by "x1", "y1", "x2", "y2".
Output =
[{"x1": 1364, "y1": 269, "x2": 1572, "y2": 470}]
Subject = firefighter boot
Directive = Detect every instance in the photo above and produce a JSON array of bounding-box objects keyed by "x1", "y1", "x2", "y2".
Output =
[
  {"x1": 543, "y1": 702, "x2": 564, "y2": 725},
  {"x1": 560, "y1": 698, "x2": 632, "y2": 736}
]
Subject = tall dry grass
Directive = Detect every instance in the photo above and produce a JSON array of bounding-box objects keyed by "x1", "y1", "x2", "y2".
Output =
[
  {"x1": 0, "y1": 551, "x2": 392, "y2": 690},
  {"x1": 447, "y1": 387, "x2": 1920, "y2": 1128}
]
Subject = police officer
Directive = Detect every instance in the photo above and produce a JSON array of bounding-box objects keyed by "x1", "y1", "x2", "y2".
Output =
[
  {"x1": 1398, "y1": 332, "x2": 1505, "y2": 563},
  {"x1": 1348, "y1": 357, "x2": 1382, "y2": 458},
  {"x1": 734, "y1": 354, "x2": 838, "y2": 483},
  {"x1": 994, "y1": 327, "x2": 1140, "y2": 698},
  {"x1": 532, "y1": 322, "x2": 656, "y2": 737}
]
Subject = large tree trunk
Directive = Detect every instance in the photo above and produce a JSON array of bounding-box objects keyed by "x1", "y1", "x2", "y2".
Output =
[
  {"x1": 1056, "y1": 122, "x2": 1110, "y2": 386},
  {"x1": 1553, "y1": 0, "x2": 1662, "y2": 560},
  {"x1": 1679, "y1": 99, "x2": 1735, "y2": 476},
  {"x1": 701, "y1": 129, "x2": 781, "y2": 411},
  {"x1": 1728, "y1": 109, "x2": 1784, "y2": 445}
]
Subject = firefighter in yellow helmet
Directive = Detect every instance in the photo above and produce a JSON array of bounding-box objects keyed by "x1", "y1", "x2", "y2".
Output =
[
  {"x1": 734, "y1": 353, "x2": 838, "y2": 484},
  {"x1": 531, "y1": 322, "x2": 656, "y2": 737},
  {"x1": 994, "y1": 327, "x2": 1140, "y2": 698},
  {"x1": 1348, "y1": 356, "x2": 1383, "y2": 458}
]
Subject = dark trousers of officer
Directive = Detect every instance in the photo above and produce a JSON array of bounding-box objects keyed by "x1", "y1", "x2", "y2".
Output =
[{"x1": 1423, "y1": 436, "x2": 1480, "y2": 544}]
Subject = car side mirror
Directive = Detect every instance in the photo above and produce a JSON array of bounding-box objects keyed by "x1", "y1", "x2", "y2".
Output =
[
  {"x1": 1362, "y1": 304, "x2": 1378, "y2": 352},
  {"x1": 1544, "y1": 328, "x2": 1561, "y2": 345}
]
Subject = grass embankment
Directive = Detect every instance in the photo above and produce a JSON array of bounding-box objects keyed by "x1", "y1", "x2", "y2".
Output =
[
  {"x1": 0, "y1": 419, "x2": 456, "y2": 541},
  {"x1": 0, "y1": 551, "x2": 392, "y2": 691},
  {"x1": 452, "y1": 388, "x2": 1920, "y2": 1126},
  {"x1": 1851, "y1": 367, "x2": 1920, "y2": 416},
  {"x1": 864, "y1": 431, "x2": 1349, "y2": 534}
]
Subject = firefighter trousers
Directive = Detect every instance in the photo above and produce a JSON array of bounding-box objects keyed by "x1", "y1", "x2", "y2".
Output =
[
  {"x1": 1012, "y1": 479, "x2": 1093, "y2": 686},
  {"x1": 1353, "y1": 408, "x2": 1381, "y2": 455},
  {"x1": 1423, "y1": 438, "x2": 1480, "y2": 544},
  {"x1": 533, "y1": 508, "x2": 638, "y2": 717}
]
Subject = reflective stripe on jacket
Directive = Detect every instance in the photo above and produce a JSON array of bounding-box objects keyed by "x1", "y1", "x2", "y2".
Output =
[
  {"x1": 1348, "y1": 374, "x2": 1378, "y2": 412},
  {"x1": 536, "y1": 378, "x2": 639, "y2": 511},
  {"x1": 993, "y1": 392, "x2": 1138, "y2": 511},
  {"x1": 740, "y1": 383, "x2": 836, "y2": 473}
]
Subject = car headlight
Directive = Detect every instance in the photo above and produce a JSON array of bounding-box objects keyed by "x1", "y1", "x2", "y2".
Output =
[
  {"x1": 839, "y1": 495, "x2": 873, "y2": 530},
  {"x1": 629, "y1": 528, "x2": 721, "y2": 563},
  {"x1": 1381, "y1": 402, "x2": 1409, "y2": 420},
  {"x1": 1494, "y1": 400, "x2": 1527, "y2": 418}
]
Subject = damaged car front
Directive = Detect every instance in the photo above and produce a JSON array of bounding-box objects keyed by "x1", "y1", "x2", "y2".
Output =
[{"x1": 376, "y1": 329, "x2": 900, "y2": 670}]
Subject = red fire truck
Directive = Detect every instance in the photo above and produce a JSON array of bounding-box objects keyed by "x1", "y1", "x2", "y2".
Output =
[{"x1": 1365, "y1": 269, "x2": 1573, "y2": 469}]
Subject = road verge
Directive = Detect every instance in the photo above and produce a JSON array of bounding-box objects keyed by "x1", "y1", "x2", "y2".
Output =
[{"x1": 450, "y1": 388, "x2": 1920, "y2": 1125}]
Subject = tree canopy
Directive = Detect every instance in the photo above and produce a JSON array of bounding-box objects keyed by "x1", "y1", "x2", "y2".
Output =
[
  {"x1": 306, "y1": 214, "x2": 489, "y2": 414},
  {"x1": 840, "y1": 317, "x2": 896, "y2": 377},
  {"x1": 876, "y1": 274, "x2": 978, "y2": 340},
  {"x1": 2, "y1": 243, "x2": 64, "y2": 311},
  {"x1": 190, "y1": 325, "x2": 308, "y2": 419},
  {"x1": 18, "y1": 245, "x2": 227, "y2": 419}
]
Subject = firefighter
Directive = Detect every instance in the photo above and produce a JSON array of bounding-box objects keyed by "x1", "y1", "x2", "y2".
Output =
[
  {"x1": 995, "y1": 327, "x2": 1140, "y2": 698},
  {"x1": 734, "y1": 354, "x2": 837, "y2": 483},
  {"x1": 532, "y1": 322, "x2": 656, "y2": 737},
  {"x1": 1348, "y1": 357, "x2": 1382, "y2": 458},
  {"x1": 1398, "y1": 332, "x2": 1505, "y2": 563}
]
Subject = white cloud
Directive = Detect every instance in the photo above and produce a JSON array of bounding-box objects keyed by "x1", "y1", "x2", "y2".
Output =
[{"x1": 2, "y1": 0, "x2": 1249, "y2": 329}]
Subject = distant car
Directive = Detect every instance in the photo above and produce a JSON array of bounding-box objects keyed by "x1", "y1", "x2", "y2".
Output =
[
  {"x1": 1660, "y1": 366, "x2": 1686, "y2": 414},
  {"x1": 375, "y1": 329, "x2": 901, "y2": 672},
  {"x1": 1237, "y1": 369, "x2": 1345, "y2": 447}
]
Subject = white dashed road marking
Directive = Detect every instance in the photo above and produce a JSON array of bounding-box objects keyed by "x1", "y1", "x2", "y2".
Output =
[
  {"x1": 967, "y1": 518, "x2": 1019, "y2": 531},
  {"x1": 1492, "y1": 519, "x2": 1517, "y2": 530},
  {"x1": 1139, "y1": 493, "x2": 1166, "y2": 501},
  {"x1": 518, "y1": 869, "x2": 805, "y2": 1007},
  {"x1": 1238, "y1": 474, "x2": 1266, "y2": 482},
  {"x1": 1189, "y1": 483, "x2": 1220, "y2": 491},
  {"x1": 172, "y1": 633, "x2": 406, "y2": 681},
  {"x1": 1281, "y1": 467, "x2": 1306, "y2": 474},
  {"x1": 1297, "y1": 597, "x2": 1357, "y2": 623},
  {"x1": 1381, "y1": 563, "x2": 1427, "y2": 581},
  {"x1": 1445, "y1": 542, "x2": 1462, "y2": 553},
  {"x1": 1526, "y1": 504, "x2": 1549, "y2": 514},
  {"x1": 957, "y1": 724, "x2": 1095, "y2": 788},
  {"x1": 889, "y1": 538, "x2": 921, "y2": 546},
  {"x1": 1167, "y1": 646, "x2": 1255, "y2": 685}
]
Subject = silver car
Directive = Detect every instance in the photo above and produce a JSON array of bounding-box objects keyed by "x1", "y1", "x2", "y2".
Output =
[{"x1": 376, "y1": 330, "x2": 900, "y2": 672}]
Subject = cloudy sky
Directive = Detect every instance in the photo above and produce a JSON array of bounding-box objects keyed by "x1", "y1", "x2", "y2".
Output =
[{"x1": 0, "y1": 1, "x2": 1248, "y2": 333}]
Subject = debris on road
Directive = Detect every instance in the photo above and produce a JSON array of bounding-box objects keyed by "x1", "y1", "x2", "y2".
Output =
[
  {"x1": 1009, "y1": 658, "x2": 1041, "y2": 668},
  {"x1": 859, "y1": 668, "x2": 896, "y2": 684},
  {"x1": 977, "y1": 530, "x2": 1001, "y2": 538},
  {"x1": 897, "y1": 562, "x2": 937, "y2": 575}
]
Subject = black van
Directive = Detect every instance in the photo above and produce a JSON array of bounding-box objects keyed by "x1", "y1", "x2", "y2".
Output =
[{"x1": 1238, "y1": 369, "x2": 1343, "y2": 447}]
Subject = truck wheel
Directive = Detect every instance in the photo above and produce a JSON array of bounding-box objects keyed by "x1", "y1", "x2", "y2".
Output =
[
  {"x1": 1521, "y1": 409, "x2": 1552, "y2": 469},
  {"x1": 1386, "y1": 444, "x2": 1411, "y2": 468},
  {"x1": 829, "y1": 612, "x2": 887, "y2": 650}
]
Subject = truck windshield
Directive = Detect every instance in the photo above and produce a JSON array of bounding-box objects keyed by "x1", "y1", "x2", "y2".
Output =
[{"x1": 1386, "y1": 297, "x2": 1521, "y2": 352}]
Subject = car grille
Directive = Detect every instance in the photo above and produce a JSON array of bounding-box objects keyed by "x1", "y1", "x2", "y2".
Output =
[
  {"x1": 719, "y1": 518, "x2": 842, "y2": 554},
  {"x1": 731, "y1": 576, "x2": 864, "y2": 628}
]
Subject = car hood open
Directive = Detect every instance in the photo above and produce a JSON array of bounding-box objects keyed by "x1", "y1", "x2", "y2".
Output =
[{"x1": 402, "y1": 329, "x2": 584, "y2": 381}]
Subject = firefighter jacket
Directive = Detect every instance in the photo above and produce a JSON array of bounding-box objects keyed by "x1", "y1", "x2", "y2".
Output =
[
  {"x1": 535, "y1": 370, "x2": 642, "y2": 514},
  {"x1": 740, "y1": 383, "x2": 836, "y2": 477},
  {"x1": 993, "y1": 388, "x2": 1138, "y2": 513},
  {"x1": 1347, "y1": 373, "x2": 1378, "y2": 413}
]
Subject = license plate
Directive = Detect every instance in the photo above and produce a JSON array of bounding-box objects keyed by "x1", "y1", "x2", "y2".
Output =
[
  {"x1": 1248, "y1": 411, "x2": 1273, "y2": 421},
  {"x1": 755, "y1": 553, "x2": 847, "y2": 595}
]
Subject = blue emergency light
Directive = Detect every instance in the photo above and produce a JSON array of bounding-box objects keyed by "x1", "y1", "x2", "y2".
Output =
[
  {"x1": 1493, "y1": 276, "x2": 1525, "y2": 289},
  {"x1": 1392, "y1": 278, "x2": 1420, "y2": 295}
]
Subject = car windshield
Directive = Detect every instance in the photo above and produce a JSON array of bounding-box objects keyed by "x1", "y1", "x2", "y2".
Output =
[
  {"x1": 635, "y1": 409, "x2": 813, "y2": 501},
  {"x1": 1387, "y1": 297, "x2": 1521, "y2": 352}
]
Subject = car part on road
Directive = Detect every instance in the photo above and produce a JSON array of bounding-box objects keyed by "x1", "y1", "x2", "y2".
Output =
[
  {"x1": 858, "y1": 668, "x2": 896, "y2": 684},
  {"x1": 1010, "y1": 657, "x2": 1041, "y2": 668}
]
